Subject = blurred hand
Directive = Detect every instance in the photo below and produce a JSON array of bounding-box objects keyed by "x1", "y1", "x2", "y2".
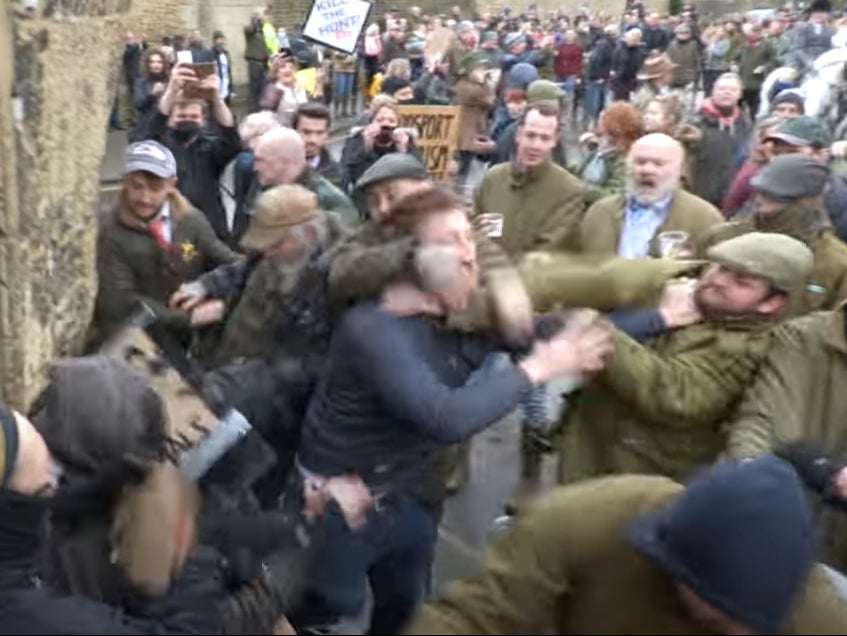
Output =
[
  {"x1": 521, "y1": 311, "x2": 614, "y2": 382},
  {"x1": 393, "y1": 127, "x2": 410, "y2": 152},
  {"x1": 834, "y1": 467, "x2": 847, "y2": 499},
  {"x1": 168, "y1": 63, "x2": 197, "y2": 90},
  {"x1": 170, "y1": 281, "x2": 208, "y2": 310},
  {"x1": 471, "y1": 137, "x2": 496, "y2": 154},
  {"x1": 658, "y1": 278, "x2": 702, "y2": 328},
  {"x1": 202, "y1": 72, "x2": 221, "y2": 97},
  {"x1": 151, "y1": 82, "x2": 167, "y2": 97},
  {"x1": 190, "y1": 299, "x2": 225, "y2": 326},
  {"x1": 362, "y1": 122, "x2": 380, "y2": 150},
  {"x1": 579, "y1": 131, "x2": 598, "y2": 146},
  {"x1": 325, "y1": 475, "x2": 374, "y2": 529}
]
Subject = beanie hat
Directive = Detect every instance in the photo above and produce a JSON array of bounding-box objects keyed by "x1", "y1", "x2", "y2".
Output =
[
  {"x1": 771, "y1": 90, "x2": 806, "y2": 114},
  {"x1": 506, "y1": 62, "x2": 538, "y2": 89},
  {"x1": 627, "y1": 455, "x2": 816, "y2": 634},
  {"x1": 481, "y1": 30, "x2": 498, "y2": 43},
  {"x1": 504, "y1": 31, "x2": 525, "y2": 49}
]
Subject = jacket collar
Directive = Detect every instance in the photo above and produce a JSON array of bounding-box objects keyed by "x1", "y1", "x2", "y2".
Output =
[{"x1": 510, "y1": 159, "x2": 553, "y2": 189}]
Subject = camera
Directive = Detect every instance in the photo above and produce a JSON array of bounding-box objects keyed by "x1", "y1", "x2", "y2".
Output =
[{"x1": 375, "y1": 125, "x2": 396, "y2": 148}]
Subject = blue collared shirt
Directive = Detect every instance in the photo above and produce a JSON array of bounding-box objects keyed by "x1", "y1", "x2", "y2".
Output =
[{"x1": 617, "y1": 194, "x2": 673, "y2": 259}]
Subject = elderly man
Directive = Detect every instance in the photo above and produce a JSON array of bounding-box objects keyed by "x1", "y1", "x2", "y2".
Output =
[
  {"x1": 475, "y1": 101, "x2": 585, "y2": 256},
  {"x1": 291, "y1": 187, "x2": 614, "y2": 635},
  {"x1": 706, "y1": 153, "x2": 847, "y2": 317},
  {"x1": 91, "y1": 141, "x2": 237, "y2": 347},
  {"x1": 689, "y1": 73, "x2": 753, "y2": 206},
  {"x1": 234, "y1": 127, "x2": 357, "y2": 244},
  {"x1": 557, "y1": 231, "x2": 813, "y2": 484},
  {"x1": 407, "y1": 456, "x2": 847, "y2": 634},
  {"x1": 579, "y1": 134, "x2": 722, "y2": 258}
]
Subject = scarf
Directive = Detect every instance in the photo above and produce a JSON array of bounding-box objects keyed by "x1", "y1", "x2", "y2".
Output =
[
  {"x1": 754, "y1": 203, "x2": 824, "y2": 247},
  {"x1": 701, "y1": 98, "x2": 741, "y2": 130}
]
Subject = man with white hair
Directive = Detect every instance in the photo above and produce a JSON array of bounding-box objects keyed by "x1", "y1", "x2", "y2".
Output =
[
  {"x1": 234, "y1": 127, "x2": 357, "y2": 242},
  {"x1": 580, "y1": 134, "x2": 723, "y2": 258}
]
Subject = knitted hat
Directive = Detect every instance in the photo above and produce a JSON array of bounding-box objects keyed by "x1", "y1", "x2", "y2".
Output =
[
  {"x1": 240, "y1": 184, "x2": 318, "y2": 252},
  {"x1": 481, "y1": 30, "x2": 498, "y2": 43},
  {"x1": 627, "y1": 455, "x2": 816, "y2": 634},
  {"x1": 506, "y1": 61, "x2": 539, "y2": 89},
  {"x1": 504, "y1": 31, "x2": 525, "y2": 49},
  {"x1": 771, "y1": 90, "x2": 806, "y2": 114}
]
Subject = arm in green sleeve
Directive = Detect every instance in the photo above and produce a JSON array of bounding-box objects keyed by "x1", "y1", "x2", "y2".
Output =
[
  {"x1": 600, "y1": 327, "x2": 771, "y2": 427},
  {"x1": 726, "y1": 322, "x2": 812, "y2": 458}
]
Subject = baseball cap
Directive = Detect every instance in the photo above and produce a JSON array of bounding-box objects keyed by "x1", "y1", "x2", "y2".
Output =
[
  {"x1": 123, "y1": 141, "x2": 177, "y2": 179},
  {"x1": 765, "y1": 115, "x2": 831, "y2": 148}
]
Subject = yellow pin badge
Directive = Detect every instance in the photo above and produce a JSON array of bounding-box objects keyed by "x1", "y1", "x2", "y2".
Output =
[{"x1": 180, "y1": 240, "x2": 197, "y2": 263}]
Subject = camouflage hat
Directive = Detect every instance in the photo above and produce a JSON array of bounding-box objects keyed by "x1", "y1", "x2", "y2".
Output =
[
  {"x1": 750, "y1": 154, "x2": 829, "y2": 201},
  {"x1": 765, "y1": 115, "x2": 831, "y2": 148},
  {"x1": 707, "y1": 232, "x2": 814, "y2": 292},
  {"x1": 526, "y1": 79, "x2": 563, "y2": 103},
  {"x1": 454, "y1": 51, "x2": 485, "y2": 77}
]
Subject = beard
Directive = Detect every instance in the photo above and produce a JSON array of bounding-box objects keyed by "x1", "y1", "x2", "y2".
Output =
[
  {"x1": 694, "y1": 283, "x2": 762, "y2": 323},
  {"x1": 625, "y1": 172, "x2": 678, "y2": 205}
]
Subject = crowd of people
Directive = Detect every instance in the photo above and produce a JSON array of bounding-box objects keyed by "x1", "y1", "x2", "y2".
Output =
[{"x1": 13, "y1": 0, "x2": 847, "y2": 633}]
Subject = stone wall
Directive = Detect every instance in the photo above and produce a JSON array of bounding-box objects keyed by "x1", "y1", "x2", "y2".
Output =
[{"x1": 0, "y1": 1, "x2": 132, "y2": 409}]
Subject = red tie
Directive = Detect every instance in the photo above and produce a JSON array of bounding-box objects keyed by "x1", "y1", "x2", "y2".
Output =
[{"x1": 149, "y1": 216, "x2": 171, "y2": 251}]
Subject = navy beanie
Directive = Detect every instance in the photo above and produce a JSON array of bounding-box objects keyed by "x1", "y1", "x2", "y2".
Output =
[
  {"x1": 507, "y1": 62, "x2": 539, "y2": 90},
  {"x1": 627, "y1": 455, "x2": 816, "y2": 633}
]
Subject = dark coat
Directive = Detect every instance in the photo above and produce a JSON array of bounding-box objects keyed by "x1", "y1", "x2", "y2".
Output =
[{"x1": 92, "y1": 193, "x2": 238, "y2": 344}]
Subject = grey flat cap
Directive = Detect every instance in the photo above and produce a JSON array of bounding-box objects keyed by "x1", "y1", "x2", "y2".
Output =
[
  {"x1": 750, "y1": 154, "x2": 829, "y2": 201},
  {"x1": 355, "y1": 153, "x2": 428, "y2": 191}
]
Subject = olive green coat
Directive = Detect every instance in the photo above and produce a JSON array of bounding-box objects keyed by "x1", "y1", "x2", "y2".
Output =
[
  {"x1": 474, "y1": 160, "x2": 586, "y2": 257},
  {"x1": 726, "y1": 306, "x2": 847, "y2": 570},
  {"x1": 704, "y1": 219, "x2": 847, "y2": 318},
  {"x1": 559, "y1": 319, "x2": 773, "y2": 484},
  {"x1": 579, "y1": 189, "x2": 724, "y2": 258},
  {"x1": 407, "y1": 475, "x2": 847, "y2": 635}
]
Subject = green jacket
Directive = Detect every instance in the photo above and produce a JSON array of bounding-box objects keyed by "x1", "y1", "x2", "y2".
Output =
[
  {"x1": 726, "y1": 307, "x2": 847, "y2": 570},
  {"x1": 303, "y1": 171, "x2": 359, "y2": 226},
  {"x1": 576, "y1": 151, "x2": 626, "y2": 207},
  {"x1": 92, "y1": 194, "x2": 238, "y2": 343},
  {"x1": 559, "y1": 313, "x2": 773, "y2": 484},
  {"x1": 474, "y1": 160, "x2": 585, "y2": 257},
  {"x1": 407, "y1": 475, "x2": 847, "y2": 634},
  {"x1": 579, "y1": 189, "x2": 723, "y2": 258},
  {"x1": 739, "y1": 40, "x2": 777, "y2": 91}
]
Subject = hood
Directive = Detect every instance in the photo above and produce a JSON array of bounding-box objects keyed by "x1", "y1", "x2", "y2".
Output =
[
  {"x1": 32, "y1": 355, "x2": 166, "y2": 484},
  {"x1": 699, "y1": 98, "x2": 742, "y2": 130},
  {"x1": 672, "y1": 122, "x2": 702, "y2": 148}
]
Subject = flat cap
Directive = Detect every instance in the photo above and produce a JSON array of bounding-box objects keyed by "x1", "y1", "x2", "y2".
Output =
[
  {"x1": 707, "y1": 231, "x2": 814, "y2": 292},
  {"x1": 750, "y1": 154, "x2": 829, "y2": 200},
  {"x1": 355, "y1": 153, "x2": 428, "y2": 191},
  {"x1": 766, "y1": 115, "x2": 831, "y2": 148}
]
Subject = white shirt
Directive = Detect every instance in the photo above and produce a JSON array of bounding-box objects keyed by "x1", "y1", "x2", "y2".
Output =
[{"x1": 156, "y1": 200, "x2": 173, "y2": 244}]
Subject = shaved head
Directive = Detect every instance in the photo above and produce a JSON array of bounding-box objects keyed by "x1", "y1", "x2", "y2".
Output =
[
  {"x1": 627, "y1": 133, "x2": 684, "y2": 203},
  {"x1": 253, "y1": 127, "x2": 306, "y2": 186}
]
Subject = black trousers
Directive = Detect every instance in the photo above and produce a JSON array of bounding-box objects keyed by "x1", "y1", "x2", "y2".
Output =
[
  {"x1": 742, "y1": 87, "x2": 761, "y2": 119},
  {"x1": 247, "y1": 60, "x2": 267, "y2": 113}
]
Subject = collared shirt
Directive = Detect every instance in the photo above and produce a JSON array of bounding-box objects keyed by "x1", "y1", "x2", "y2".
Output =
[
  {"x1": 617, "y1": 194, "x2": 672, "y2": 258},
  {"x1": 156, "y1": 200, "x2": 173, "y2": 244},
  {"x1": 309, "y1": 154, "x2": 321, "y2": 170}
]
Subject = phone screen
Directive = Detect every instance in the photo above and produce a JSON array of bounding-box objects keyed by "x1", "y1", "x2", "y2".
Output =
[{"x1": 176, "y1": 50, "x2": 193, "y2": 64}]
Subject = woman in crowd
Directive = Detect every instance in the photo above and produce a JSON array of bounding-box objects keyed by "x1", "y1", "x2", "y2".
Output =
[
  {"x1": 260, "y1": 50, "x2": 314, "y2": 127},
  {"x1": 642, "y1": 94, "x2": 702, "y2": 189},
  {"x1": 577, "y1": 101, "x2": 643, "y2": 205},
  {"x1": 133, "y1": 47, "x2": 171, "y2": 121}
]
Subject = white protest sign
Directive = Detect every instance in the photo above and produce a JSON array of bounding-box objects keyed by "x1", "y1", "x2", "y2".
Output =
[{"x1": 302, "y1": 0, "x2": 373, "y2": 55}]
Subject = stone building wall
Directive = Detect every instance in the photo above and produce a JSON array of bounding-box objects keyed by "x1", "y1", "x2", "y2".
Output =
[{"x1": 0, "y1": 1, "x2": 134, "y2": 409}]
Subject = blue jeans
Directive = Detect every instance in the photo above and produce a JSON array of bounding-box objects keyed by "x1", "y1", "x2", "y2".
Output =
[
  {"x1": 584, "y1": 80, "x2": 607, "y2": 120},
  {"x1": 556, "y1": 75, "x2": 577, "y2": 95},
  {"x1": 295, "y1": 494, "x2": 437, "y2": 634},
  {"x1": 334, "y1": 71, "x2": 355, "y2": 98}
]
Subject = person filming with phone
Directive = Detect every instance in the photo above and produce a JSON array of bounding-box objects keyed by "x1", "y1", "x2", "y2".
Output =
[
  {"x1": 137, "y1": 61, "x2": 241, "y2": 247},
  {"x1": 340, "y1": 98, "x2": 423, "y2": 216}
]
